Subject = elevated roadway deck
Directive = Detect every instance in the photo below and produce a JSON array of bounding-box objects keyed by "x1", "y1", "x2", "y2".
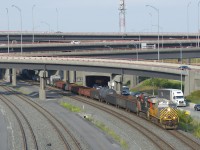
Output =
[{"x1": 0, "y1": 56, "x2": 199, "y2": 95}]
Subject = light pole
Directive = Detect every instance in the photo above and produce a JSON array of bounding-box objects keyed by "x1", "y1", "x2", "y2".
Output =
[
  {"x1": 32, "y1": 5, "x2": 36, "y2": 43},
  {"x1": 148, "y1": 13, "x2": 152, "y2": 32},
  {"x1": 6, "y1": 8, "x2": 10, "y2": 53},
  {"x1": 187, "y1": 1, "x2": 191, "y2": 39},
  {"x1": 12, "y1": 5, "x2": 23, "y2": 54},
  {"x1": 146, "y1": 5, "x2": 160, "y2": 61},
  {"x1": 56, "y1": 8, "x2": 59, "y2": 32},
  {"x1": 133, "y1": 44, "x2": 138, "y2": 61},
  {"x1": 41, "y1": 21, "x2": 50, "y2": 32},
  {"x1": 152, "y1": 25, "x2": 164, "y2": 48},
  {"x1": 180, "y1": 43, "x2": 183, "y2": 91},
  {"x1": 198, "y1": 1, "x2": 200, "y2": 47}
]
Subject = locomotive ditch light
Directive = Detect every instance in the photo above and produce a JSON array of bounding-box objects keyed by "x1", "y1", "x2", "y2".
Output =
[
  {"x1": 173, "y1": 116, "x2": 176, "y2": 120},
  {"x1": 167, "y1": 107, "x2": 171, "y2": 112}
]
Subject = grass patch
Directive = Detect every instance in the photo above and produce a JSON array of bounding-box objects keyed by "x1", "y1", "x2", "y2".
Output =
[
  {"x1": 60, "y1": 102, "x2": 81, "y2": 113},
  {"x1": 85, "y1": 117, "x2": 128, "y2": 149},
  {"x1": 185, "y1": 90, "x2": 200, "y2": 104},
  {"x1": 131, "y1": 78, "x2": 182, "y2": 95},
  {"x1": 178, "y1": 110, "x2": 200, "y2": 138}
]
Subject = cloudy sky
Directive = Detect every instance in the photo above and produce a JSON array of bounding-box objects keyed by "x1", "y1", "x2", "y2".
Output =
[{"x1": 0, "y1": 0, "x2": 199, "y2": 33}]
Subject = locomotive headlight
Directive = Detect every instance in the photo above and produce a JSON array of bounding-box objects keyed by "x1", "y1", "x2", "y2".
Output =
[
  {"x1": 173, "y1": 116, "x2": 176, "y2": 120},
  {"x1": 164, "y1": 117, "x2": 167, "y2": 119},
  {"x1": 167, "y1": 107, "x2": 171, "y2": 112}
]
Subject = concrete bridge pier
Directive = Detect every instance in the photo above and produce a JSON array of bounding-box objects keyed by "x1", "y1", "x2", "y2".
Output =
[
  {"x1": 5, "y1": 69, "x2": 11, "y2": 82},
  {"x1": 12, "y1": 68, "x2": 16, "y2": 86},
  {"x1": 111, "y1": 74, "x2": 122, "y2": 94},
  {"x1": 63, "y1": 70, "x2": 69, "y2": 82},
  {"x1": 39, "y1": 70, "x2": 48, "y2": 100},
  {"x1": 69, "y1": 71, "x2": 76, "y2": 83},
  {"x1": 184, "y1": 70, "x2": 200, "y2": 96}
]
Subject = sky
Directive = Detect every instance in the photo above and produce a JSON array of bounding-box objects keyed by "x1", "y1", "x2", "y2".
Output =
[{"x1": 0, "y1": 0, "x2": 199, "y2": 33}]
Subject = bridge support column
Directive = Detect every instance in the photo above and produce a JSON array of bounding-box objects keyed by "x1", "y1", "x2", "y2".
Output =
[
  {"x1": 111, "y1": 74, "x2": 122, "y2": 94},
  {"x1": 130, "y1": 75, "x2": 138, "y2": 88},
  {"x1": 184, "y1": 70, "x2": 200, "y2": 96},
  {"x1": 4, "y1": 69, "x2": 11, "y2": 82},
  {"x1": 12, "y1": 68, "x2": 17, "y2": 86},
  {"x1": 69, "y1": 71, "x2": 76, "y2": 83},
  {"x1": 63, "y1": 70, "x2": 69, "y2": 82},
  {"x1": 39, "y1": 71, "x2": 48, "y2": 100}
]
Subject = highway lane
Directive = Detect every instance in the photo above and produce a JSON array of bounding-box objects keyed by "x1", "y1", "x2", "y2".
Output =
[{"x1": 0, "y1": 39, "x2": 200, "y2": 59}]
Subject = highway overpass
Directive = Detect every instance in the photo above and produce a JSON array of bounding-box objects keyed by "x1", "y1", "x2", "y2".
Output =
[
  {"x1": 0, "y1": 56, "x2": 199, "y2": 98},
  {"x1": 0, "y1": 39, "x2": 200, "y2": 60},
  {"x1": 0, "y1": 32, "x2": 199, "y2": 42}
]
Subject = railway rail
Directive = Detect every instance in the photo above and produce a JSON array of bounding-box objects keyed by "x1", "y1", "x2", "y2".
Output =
[
  {"x1": 2, "y1": 85, "x2": 82, "y2": 150},
  {"x1": 11, "y1": 80, "x2": 200, "y2": 149},
  {"x1": 169, "y1": 130, "x2": 200, "y2": 150},
  {"x1": 72, "y1": 95, "x2": 175, "y2": 150},
  {"x1": 0, "y1": 92, "x2": 38, "y2": 150}
]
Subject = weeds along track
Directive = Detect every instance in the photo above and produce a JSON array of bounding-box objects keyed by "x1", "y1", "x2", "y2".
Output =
[
  {"x1": 2, "y1": 85, "x2": 82, "y2": 150},
  {"x1": 72, "y1": 95, "x2": 174, "y2": 150},
  {"x1": 0, "y1": 93, "x2": 38, "y2": 150}
]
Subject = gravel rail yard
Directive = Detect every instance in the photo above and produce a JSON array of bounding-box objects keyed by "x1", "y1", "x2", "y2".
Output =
[{"x1": 1, "y1": 80, "x2": 200, "y2": 150}]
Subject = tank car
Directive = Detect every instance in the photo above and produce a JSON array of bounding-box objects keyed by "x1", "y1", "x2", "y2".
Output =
[
  {"x1": 99, "y1": 87, "x2": 116, "y2": 102},
  {"x1": 90, "y1": 88, "x2": 100, "y2": 100}
]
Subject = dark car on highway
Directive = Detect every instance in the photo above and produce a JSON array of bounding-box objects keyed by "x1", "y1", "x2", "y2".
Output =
[
  {"x1": 194, "y1": 104, "x2": 200, "y2": 111},
  {"x1": 178, "y1": 65, "x2": 191, "y2": 70}
]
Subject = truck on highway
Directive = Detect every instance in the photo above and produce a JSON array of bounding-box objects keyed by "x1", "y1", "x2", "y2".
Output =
[
  {"x1": 141, "y1": 43, "x2": 156, "y2": 49},
  {"x1": 157, "y1": 89, "x2": 186, "y2": 107}
]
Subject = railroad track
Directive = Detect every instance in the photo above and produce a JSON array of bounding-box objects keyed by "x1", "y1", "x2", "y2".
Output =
[
  {"x1": 76, "y1": 95, "x2": 200, "y2": 150},
  {"x1": 16, "y1": 80, "x2": 200, "y2": 149},
  {"x1": 169, "y1": 130, "x2": 200, "y2": 150},
  {"x1": 2, "y1": 85, "x2": 82, "y2": 150},
  {"x1": 0, "y1": 93, "x2": 38, "y2": 150},
  {"x1": 72, "y1": 95, "x2": 174, "y2": 150}
]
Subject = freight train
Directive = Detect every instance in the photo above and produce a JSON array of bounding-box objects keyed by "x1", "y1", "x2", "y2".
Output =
[{"x1": 52, "y1": 80, "x2": 179, "y2": 129}]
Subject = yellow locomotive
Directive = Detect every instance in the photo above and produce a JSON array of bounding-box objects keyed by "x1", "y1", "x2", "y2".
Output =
[{"x1": 138, "y1": 93, "x2": 179, "y2": 129}]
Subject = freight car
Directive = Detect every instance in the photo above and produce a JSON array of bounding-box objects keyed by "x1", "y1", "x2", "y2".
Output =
[{"x1": 53, "y1": 81, "x2": 178, "y2": 129}]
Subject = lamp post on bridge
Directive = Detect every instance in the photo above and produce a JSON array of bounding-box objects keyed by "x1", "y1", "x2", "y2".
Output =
[
  {"x1": 56, "y1": 8, "x2": 59, "y2": 32},
  {"x1": 32, "y1": 5, "x2": 36, "y2": 43},
  {"x1": 6, "y1": 8, "x2": 10, "y2": 53},
  {"x1": 146, "y1": 5, "x2": 160, "y2": 61},
  {"x1": 133, "y1": 44, "x2": 138, "y2": 61},
  {"x1": 180, "y1": 43, "x2": 183, "y2": 91},
  {"x1": 12, "y1": 5, "x2": 23, "y2": 54},
  {"x1": 187, "y1": 1, "x2": 191, "y2": 39}
]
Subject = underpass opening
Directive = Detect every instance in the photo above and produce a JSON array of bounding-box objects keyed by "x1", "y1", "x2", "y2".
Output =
[{"x1": 86, "y1": 76, "x2": 110, "y2": 88}]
